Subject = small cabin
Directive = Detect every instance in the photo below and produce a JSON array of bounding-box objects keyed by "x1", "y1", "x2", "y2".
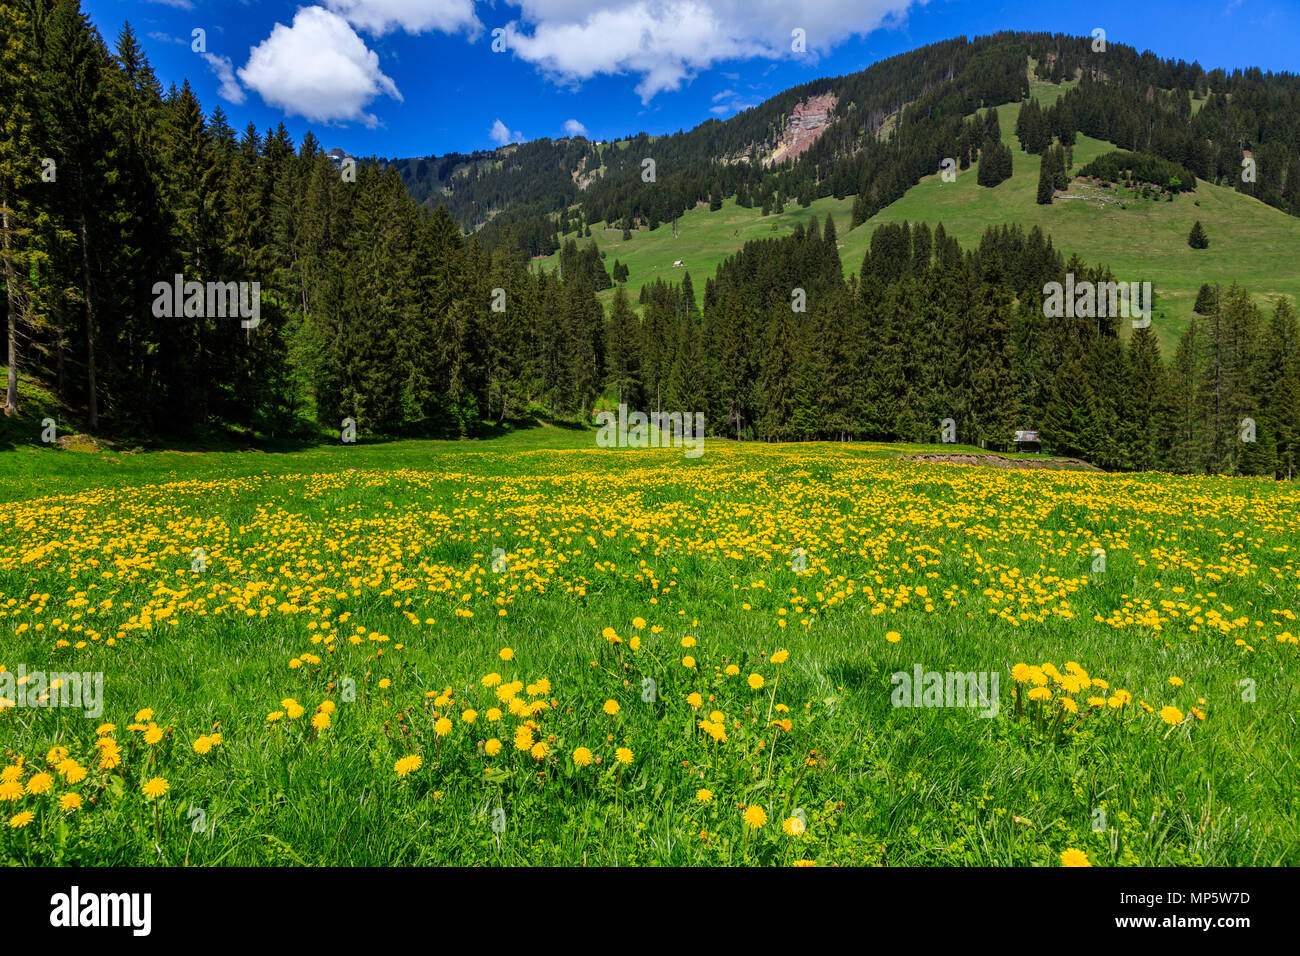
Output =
[
  {"x1": 673, "y1": 259, "x2": 684, "y2": 267},
  {"x1": 1013, "y1": 430, "x2": 1041, "y2": 453}
]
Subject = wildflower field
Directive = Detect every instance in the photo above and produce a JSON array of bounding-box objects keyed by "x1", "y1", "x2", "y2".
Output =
[{"x1": 1, "y1": 431, "x2": 1297, "y2": 866}]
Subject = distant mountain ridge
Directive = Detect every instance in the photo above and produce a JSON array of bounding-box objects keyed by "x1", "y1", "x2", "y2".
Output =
[{"x1": 383, "y1": 31, "x2": 1300, "y2": 258}]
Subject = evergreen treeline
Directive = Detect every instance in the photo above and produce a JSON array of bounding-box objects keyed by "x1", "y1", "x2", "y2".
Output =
[
  {"x1": 0, "y1": 0, "x2": 608, "y2": 437},
  {"x1": 604, "y1": 213, "x2": 1298, "y2": 477}
]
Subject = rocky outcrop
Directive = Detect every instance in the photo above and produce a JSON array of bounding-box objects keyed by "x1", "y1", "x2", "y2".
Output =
[{"x1": 766, "y1": 93, "x2": 836, "y2": 167}]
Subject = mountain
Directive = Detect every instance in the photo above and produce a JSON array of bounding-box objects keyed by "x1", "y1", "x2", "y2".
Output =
[{"x1": 386, "y1": 31, "x2": 1300, "y2": 260}]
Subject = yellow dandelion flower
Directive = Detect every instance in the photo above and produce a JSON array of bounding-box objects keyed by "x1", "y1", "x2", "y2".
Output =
[{"x1": 394, "y1": 755, "x2": 422, "y2": 777}]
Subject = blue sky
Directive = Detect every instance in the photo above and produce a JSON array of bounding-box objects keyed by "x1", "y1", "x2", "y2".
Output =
[{"x1": 83, "y1": 0, "x2": 1298, "y2": 160}]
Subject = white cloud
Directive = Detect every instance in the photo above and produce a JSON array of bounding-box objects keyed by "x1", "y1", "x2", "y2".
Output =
[
  {"x1": 239, "y1": 6, "x2": 402, "y2": 127},
  {"x1": 562, "y1": 118, "x2": 589, "y2": 136},
  {"x1": 144, "y1": 0, "x2": 194, "y2": 9},
  {"x1": 202, "y1": 53, "x2": 246, "y2": 105},
  {"x1": 497, "y1": 0, "x2": 921, "y2": 101},
  {"x1": 324, "y1": 0, "x2": 481, "y2": 37},
  {"x1": 711, "y1": 89, "x2": 736, "y2": 101},
  {"x1": 490, "y1": 119, "x2": 523, "y2": 144}
]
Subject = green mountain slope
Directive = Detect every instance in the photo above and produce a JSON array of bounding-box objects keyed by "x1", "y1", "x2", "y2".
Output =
[{"x1": 536, "y1": 81, "x2": 1300, "y2": 351}]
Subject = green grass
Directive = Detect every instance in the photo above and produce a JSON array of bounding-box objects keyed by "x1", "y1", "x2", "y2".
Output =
[
  {"x1": 1, "y1": 428, "x2": 1297, "y2": 866},
  {"x1": 540, "y1": 79, "x2": 1300, "y2": 352},
  {"x1": 855, "y1": 96, "x2": 1300, "y2": 351}
]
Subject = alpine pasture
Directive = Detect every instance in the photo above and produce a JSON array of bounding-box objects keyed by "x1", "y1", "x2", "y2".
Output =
[{"x1": 1, "y1": 430, "x2": 1296, "y2": 866}]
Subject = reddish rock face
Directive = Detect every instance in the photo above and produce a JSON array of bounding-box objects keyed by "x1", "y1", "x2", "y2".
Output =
[{"x1": 766, "y1": 93, "x2": 837, "y2": 167}]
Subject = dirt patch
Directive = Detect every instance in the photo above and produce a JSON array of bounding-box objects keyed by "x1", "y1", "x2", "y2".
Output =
[
  {"x1": 901, "y1": 453, "x2": 1100, "y2": 472},
  {"x1": 55, "y1": 433, "x2": 103, "y2": 453}
]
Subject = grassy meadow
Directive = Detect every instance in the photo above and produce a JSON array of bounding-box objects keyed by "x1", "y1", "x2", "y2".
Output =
[{"x1": 1, "y1": 428, "x2": 1297, "y2": 866}]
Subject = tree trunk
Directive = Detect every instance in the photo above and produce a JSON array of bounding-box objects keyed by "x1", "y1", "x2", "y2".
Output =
[
  {"x1": 79, "y1": 216, "x2": 98, "y2": 429},
  {"x1": 2, "y1": 199, "x2": 17, "y2": 415}
]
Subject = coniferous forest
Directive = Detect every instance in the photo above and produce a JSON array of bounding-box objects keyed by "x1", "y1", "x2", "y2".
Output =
[{"x1": 2, "y1": 3, "x2": 1299, "y2": 476}]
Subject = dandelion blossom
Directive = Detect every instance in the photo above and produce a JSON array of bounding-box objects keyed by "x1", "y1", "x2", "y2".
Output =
[{"x1": 394, "y1": 755, "x2": 422, "y2": 777}]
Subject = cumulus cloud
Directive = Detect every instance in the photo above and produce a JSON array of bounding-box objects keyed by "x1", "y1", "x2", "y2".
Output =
[
  {"x1": 497, "y1": 0, "x2": 921, "y2": 101},
  {"x1": 562, "y1": 118, "x2": 589, "y2": 137},
  {"x1": 490, "y1": 119, "x2": 523, "y2": 144},
  {"x1": 202, "y1": 53, "x2": 246, "y2": 105},
  {"x1": 324, "y1": 0, "x2": 482, "y2": 37},
  {"x1": 239, "y1": 6, "x2": 402, "y2": 127}
]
